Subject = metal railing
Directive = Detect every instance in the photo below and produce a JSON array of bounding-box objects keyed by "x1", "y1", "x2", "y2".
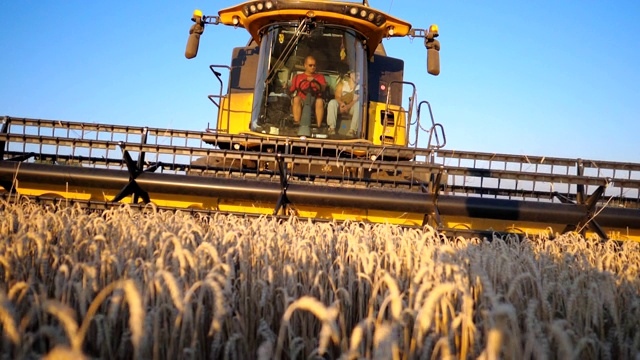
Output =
[{"x1": 3, "y1": 116, "x2": 639, "y2": 210}]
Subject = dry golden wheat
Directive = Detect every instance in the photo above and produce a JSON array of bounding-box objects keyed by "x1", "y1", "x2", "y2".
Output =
[{"x1": 0, "y1": 198, "x2": 639, "y2": 359}]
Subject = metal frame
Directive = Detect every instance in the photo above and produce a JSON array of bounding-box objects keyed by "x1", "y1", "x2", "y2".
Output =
[{"x1": 2, "y1": 116, "x2": 640, "y2": 239}]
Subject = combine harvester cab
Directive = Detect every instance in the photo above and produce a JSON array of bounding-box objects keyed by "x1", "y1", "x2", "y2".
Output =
[
  {"x1": 2, "y1": 0, "x2": 640, "y2": 241},
  {"x1": 187, "y1": 0, "x2": 444, "y2": 152}
]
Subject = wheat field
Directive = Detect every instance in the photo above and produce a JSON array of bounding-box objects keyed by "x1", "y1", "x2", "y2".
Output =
[{"x1": 0, "y1": 199, "x2": 639, "y2": 359}]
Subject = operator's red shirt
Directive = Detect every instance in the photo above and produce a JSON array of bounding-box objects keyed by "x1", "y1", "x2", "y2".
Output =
[{"x1": 290, "y1": 73, "x2": 326, "y2": 100}]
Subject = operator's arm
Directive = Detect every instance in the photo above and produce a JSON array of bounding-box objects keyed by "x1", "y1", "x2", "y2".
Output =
[
  {"x1": 316, "y1": 74, "x2": 327, "y2": 92},
  {"x1": 345, "y1": 88, "x2": 359, "y2": 110},
  {"x1": 344, "y1": 98, "x2": 357, "y2": 111},
  {"x1": 289, "y1": 75, "x2": 299, "y2": 94},
  {"x1": 334, "y1": 82, "x2": 344, "y2": 105}
]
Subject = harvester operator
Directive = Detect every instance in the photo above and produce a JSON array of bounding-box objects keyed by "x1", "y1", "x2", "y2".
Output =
[
  {"x1": 290, "y1": 55, "x2": 326, "y2": 128},
  {"x1": 327, "y1": 70, "x2": 361, "y2": 137}
]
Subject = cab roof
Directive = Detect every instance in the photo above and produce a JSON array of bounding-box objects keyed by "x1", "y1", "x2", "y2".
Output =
[{"x1": 218, "y1": 0, "x2": 412, "y2": 57}]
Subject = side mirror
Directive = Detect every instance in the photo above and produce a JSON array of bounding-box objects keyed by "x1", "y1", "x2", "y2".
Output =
[
  {"x1": 425, "y1": 25, "x2": 440, "y2": 76},
  {"x1": 185, "y1": 10, "x2": 205, "y2": 59},
  {"x1": 427, "y1": 42, "x2": 440, "y2": 75}
]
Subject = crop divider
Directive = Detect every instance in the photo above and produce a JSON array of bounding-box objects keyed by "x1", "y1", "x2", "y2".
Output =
[
  {"x1": 422, "y1": 167, "x2": 445, "y2": 229},
  {"x1": 273, "y1": 154, "x2": 291, "y2": 215}
]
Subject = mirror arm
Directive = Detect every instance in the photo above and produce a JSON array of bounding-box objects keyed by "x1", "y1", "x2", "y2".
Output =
[{"x1": 185, "y1": 14, "x2": 220, "y2": 59}]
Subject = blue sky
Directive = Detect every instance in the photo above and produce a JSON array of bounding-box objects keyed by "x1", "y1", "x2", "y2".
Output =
[{"x1": 1, "y1": 1, "x2": 639, "y2": 162}]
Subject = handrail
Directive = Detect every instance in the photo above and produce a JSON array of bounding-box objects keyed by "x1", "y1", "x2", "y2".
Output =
[
  {"x1": 417, "y1": 100, "x2": 446, "y2": 150},
  {"x1": 385, "y1": 80, "x2": 417, "y2": 147},
  {"x1": 208, "y1": 65, "x2": 232, "y2": 132}
]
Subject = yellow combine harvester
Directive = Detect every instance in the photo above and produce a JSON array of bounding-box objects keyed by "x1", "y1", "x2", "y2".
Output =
[{"x1": 1, "y1": 0, "x2": 639, "y2": 241}]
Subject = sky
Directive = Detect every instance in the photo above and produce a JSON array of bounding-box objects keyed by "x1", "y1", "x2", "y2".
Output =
[{"x1": 1, "y1": 1, "x2": 639, "y2": 163}]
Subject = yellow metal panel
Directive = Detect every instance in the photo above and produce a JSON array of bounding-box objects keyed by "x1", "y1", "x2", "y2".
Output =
[
  {"x1": 217, "y1": 93, "x2": 253, "y2": 134},
  {"x1": 18, "y1": 188, "x2": 94, "y2": 201},
  {"x1": 367, "y1": 101, "x2": 407, "y2": 146},
  {"x1": 440, "y1": 216, "x2": 640, "y2": 242},
  {"x1": 16, "y1": 184, "x2": 108, "y2": 202}
]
